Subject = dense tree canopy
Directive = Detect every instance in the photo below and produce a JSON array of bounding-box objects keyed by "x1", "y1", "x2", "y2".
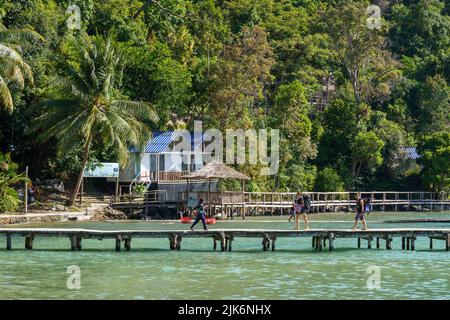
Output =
[{"x1": 0, "y1": 0, "x2": 449, "y2": 194}]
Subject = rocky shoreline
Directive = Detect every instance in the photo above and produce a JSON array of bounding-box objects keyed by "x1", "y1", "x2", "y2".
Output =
[
  {"x1": 0, "y1": 213, "x2": 85, "y2": 225},
  {"x1": 0, "y1": 204, "x2": 121, "y2": 226}
]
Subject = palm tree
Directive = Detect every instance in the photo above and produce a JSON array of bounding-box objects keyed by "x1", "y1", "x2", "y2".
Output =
[
  {"x1": 32, "y1": 33, "x2": 159, "y2": 205},
  {"x1": 0, "y1": 152, "x2": 30, "y2": 212},
  {"x1": 0, "y1": 18, "x2": 43, "y2": 113}
]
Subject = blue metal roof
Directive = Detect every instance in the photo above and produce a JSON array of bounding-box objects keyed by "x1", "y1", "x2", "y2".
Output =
[
  {"x1": 404, "y1": 147, "x2": 420, "y2": 160},
  {"x1": 129, "y1": 131, "x2": 208, "y2": 154}
]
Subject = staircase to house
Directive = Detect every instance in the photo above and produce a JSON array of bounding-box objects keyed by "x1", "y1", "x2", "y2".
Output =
[
  {"x1": 125, "y1": 171, "x2": 152, "y2": 195},
  {"x1": 83, "y1": 180, "x2": 111, "y2": 204}
]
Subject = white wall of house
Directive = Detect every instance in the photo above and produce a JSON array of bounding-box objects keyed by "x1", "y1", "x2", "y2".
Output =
[
  {"x1": 140, "y1": 153, "x2": 150, "y2": 173},
  {"x1": 118, "y1": 154, "x2": 140, "y2": 182},
  {"x1": 119, "y1": 151, "x2": 206, "y2": 182}
]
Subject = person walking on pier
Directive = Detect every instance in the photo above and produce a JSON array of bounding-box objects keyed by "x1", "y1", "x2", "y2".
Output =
[
  {"x1": 288, "y1": 204, "x2": 295, "y2": 222},
  {"x1": 294, "y1": 192, "x2": 309, "y2": 230},
  {"x1": 191, "y1": 198, "x2": 208, "y2": 231},
  {"x1": 352, "y1": 193, "x2": 367, "y2": 230}
]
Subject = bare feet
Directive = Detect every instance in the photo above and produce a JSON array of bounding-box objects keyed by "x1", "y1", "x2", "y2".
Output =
[
  {"x1": 361, "y1": 227, "x2": 368, "y2": 231},
  {"x1": 351, "y1": 227, "x2": 358, "y2": 230},
  {"x1": 304, "y1": 227, "x2": 309, "y2": 231}
]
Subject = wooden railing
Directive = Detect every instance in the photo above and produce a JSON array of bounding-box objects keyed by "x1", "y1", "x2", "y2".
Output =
[
  {"x1": 140, "y1": 170, "x2": 189, "y2": 182},
  {"x1": 110, "y1": 191, "x2": 450, "y2": 215},
  {"x1": 179, "y1": 191, "x2": 450, "y2": 209},
  {"x1": 111, "y1": 190, "x2": 168, "y2": 206}
]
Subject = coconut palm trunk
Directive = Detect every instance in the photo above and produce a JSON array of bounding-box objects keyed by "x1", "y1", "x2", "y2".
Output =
[{"x1": 68, "y1": 134, "x2": 92, "y2": 206}]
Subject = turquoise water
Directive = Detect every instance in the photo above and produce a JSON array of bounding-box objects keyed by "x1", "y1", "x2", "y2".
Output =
[{"x1": 0, "y1": 211, "x2": 449, "y2": 300}]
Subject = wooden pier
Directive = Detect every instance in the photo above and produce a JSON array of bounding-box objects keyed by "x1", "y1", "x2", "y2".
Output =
[
  {"x1": 111, "y1": 191, "x2": 450, "y2": 218},
  {"x1": 1, "y1": 228, "x2": 449, "y2": 252}
]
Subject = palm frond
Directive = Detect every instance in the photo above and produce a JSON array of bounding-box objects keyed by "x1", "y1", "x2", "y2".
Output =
[
  {"x1": 0, "y1": 42, "x2": 23, "y2": 53},
  {"x1": 0, "y1": 59, "x2": 24, "y2": 88},
  {"x1": 0, "y1": 76, "x2": 13, "y2": 113},
  {"x1": 112, "y1": 100, "x2": 159, "y2": 123},
  {"x1": 0, "y1": 28, "x2": 44, "y2": 44},
  {"x1": 0, "y1": 44, "x2": 24, "y2": 65},
  {"x1": 29, "y1": 99, "x2": 82, "y2": 132},
  {"x1": 21, "y1": 62, "x2": 34, "y2": 86}
]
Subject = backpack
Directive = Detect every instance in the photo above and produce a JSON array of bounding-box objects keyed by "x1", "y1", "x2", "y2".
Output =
[
  {"x1": 303, "y1": 195, "x2": 311, "y2": 210},
  {"x1": 363, "y1": 198, "x2": 372, "y2": 213}
]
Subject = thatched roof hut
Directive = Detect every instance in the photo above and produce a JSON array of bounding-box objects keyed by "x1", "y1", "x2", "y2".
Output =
[{"x1": 182, "y1": 161, "x2": 250, "y2": 181}]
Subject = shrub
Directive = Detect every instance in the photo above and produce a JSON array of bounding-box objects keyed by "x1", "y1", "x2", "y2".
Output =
[
  {"x1": 314, "y1": 167, "x2": 345, "y2": 192},
  {"x1": 0, "y1": 153, "x2": 29, "y2": 212}
]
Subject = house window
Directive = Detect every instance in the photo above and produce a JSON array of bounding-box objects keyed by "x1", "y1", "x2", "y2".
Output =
[
  {"x1": 159, "y1": 154, "x2": 165, "y2": 171},
  {"x1": 182, "y1": 155, "x2": 189, "y2": 171},
  {"x1": 190, "y1": 154, "x2": 199, "y2": 171},
  {"x1": 149, "y1": 154, "x2": 157, "y2": 171}
]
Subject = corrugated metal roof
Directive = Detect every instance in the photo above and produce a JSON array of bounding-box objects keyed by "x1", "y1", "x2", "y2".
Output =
[
  {"x1": 129, "y1": 131, "x2": 209, "y2": 154},
  {"x1": 404, "y1": 147, "x2": 420, "y2": 160}
]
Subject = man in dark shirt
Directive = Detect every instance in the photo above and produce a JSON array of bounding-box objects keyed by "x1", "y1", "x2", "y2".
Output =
[{"x1": 190, "y1": 198, "x2": 208, "y2": 231}]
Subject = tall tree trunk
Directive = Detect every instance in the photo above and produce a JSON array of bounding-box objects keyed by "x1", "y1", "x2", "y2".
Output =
[
  {"x1": 68, "y1": 134, "x2": 92, "y2": 206},
  {"x1": 348, "y1": 67, "x2": 360, "y2": 107},
  {"x1": 352, "y1": 76, "x2": 360, "y2": 107}
]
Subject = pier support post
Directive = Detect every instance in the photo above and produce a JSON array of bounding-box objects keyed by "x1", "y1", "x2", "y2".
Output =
[
  {"x1": 367, "y1": 236, "x2": 372, "y2": 249},
  {"x1": 115, "y1": 235, "x2": 122, "y2": 252},
  {"x1": 406, "y1": 237, "x2": 410, "y2": 250},
  {"x1": 70, "y1": 236, "x2": 77, "y2": 251},
  {"x1": 411, "y1": 237, "x2": 416, "y2": 251},
  {"x1": 429, "y1": 238, "x2": 433, "y2": 250},
  {"x1": 262, "y1": 234, "x2": 270, "y2": 251},
  {"x1": 227, "y1": 236, "x2": 233, "y2": 252},
  {"x1": 315, "y1": 236, "x2": 322, "y2": 251},
  {"x1": 312, "y1": 237, "x2": 315, "y2": 248},
  {"x1": 6, "y1": 234, "x2": 12, "y2": 250},
  {"x1": 76, "y1": 237, "x2": 82, "y2": 250},
  {"x1": 169, "y1": 234, "x2": 181, "y2": 251},
  {"x1": 271, "y1": 236, "x2": 276, "y2": 252},
  {"x1": 386, "y1": 237, "x2": 392, "y2": 250},
  {"x1": 376, "y1": 237, "x2": 380, "y2": 249},
  {"x1": 218, "y1": 232, "x2": 226, "y2": 252},
  {"x1": 314, "y1": 236, "x2": 323, "y2": 252},
  {"x1": 329, "y1": 233, "x2": 334, "y2": 251},
  {"x1": 357, "y1": 237, "x2": 361, "y2": 249},
  {"x1": 124, "y1": 238, "x2": 131, "y2": 251},
  {"x1": 446, "y1": 234, "x2": 450, "y2": 252},
  {"x1": 25, "y1": 236, "x2": 33, "y2": 250},
  {"x1": 176, "y1": 236, "x2": 182, "y2": 250},
  {"x1": 402, "y1": 237, "x2": 405, "y2": 250}
]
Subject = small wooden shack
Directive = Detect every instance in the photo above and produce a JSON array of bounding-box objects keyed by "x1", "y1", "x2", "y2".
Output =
[{"x1": 182, "y1": 161, "x2": 250, "y2": 218}]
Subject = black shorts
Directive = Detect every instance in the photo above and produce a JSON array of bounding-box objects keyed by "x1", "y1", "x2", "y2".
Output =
[{"x1": 355, "y1": 212, "x2": 365, "y2": 221}]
